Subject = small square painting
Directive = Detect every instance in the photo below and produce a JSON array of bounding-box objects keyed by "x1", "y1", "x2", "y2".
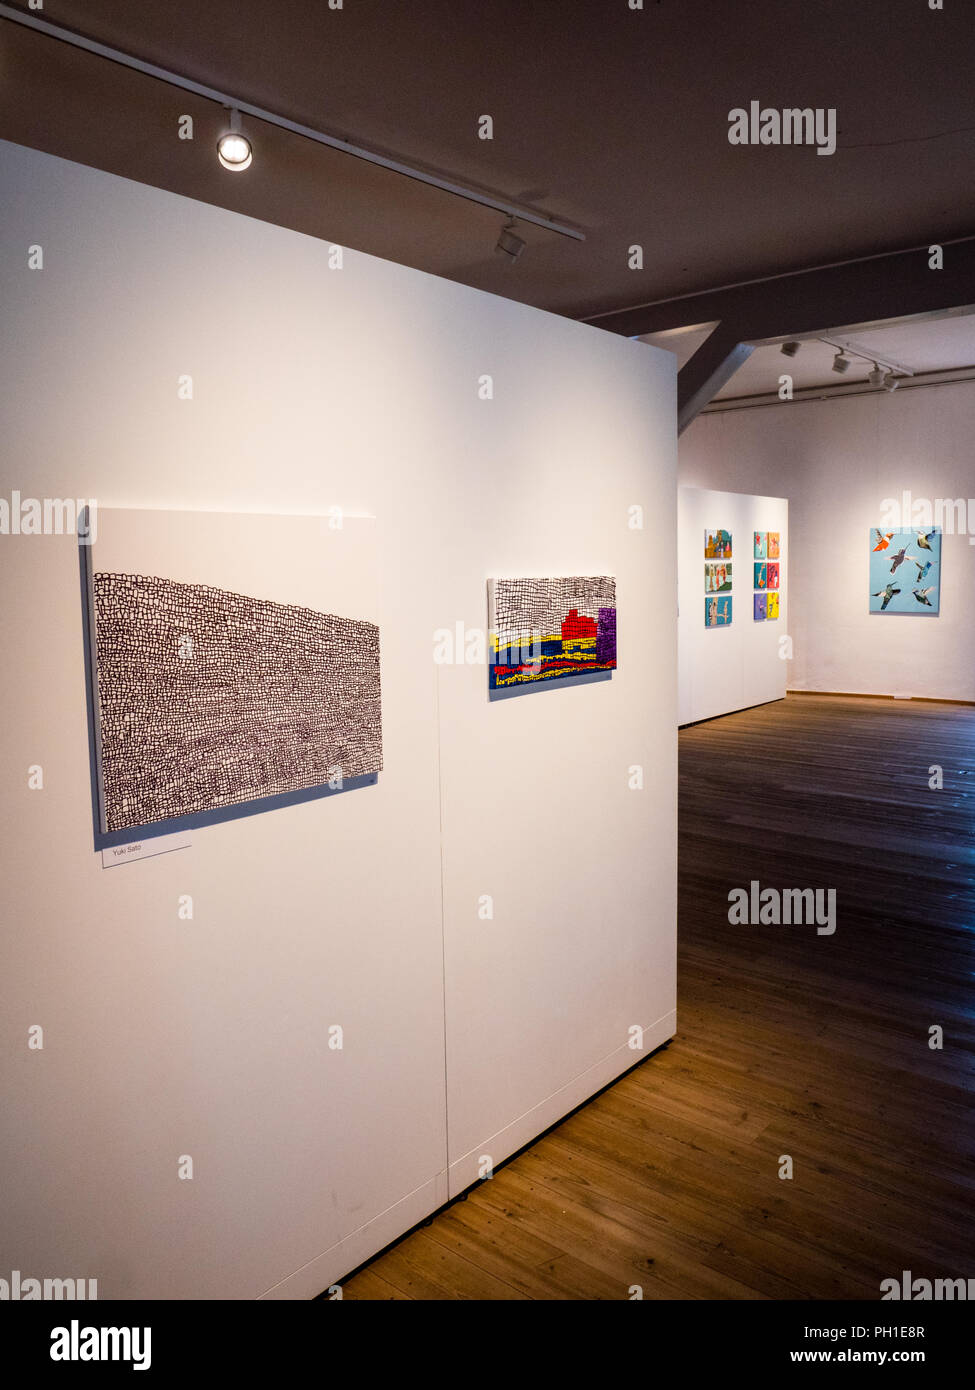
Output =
[
  {"x1": 705, "y1": 561, "x2": 732, "y2": 593},
  {"x1": 705, "y1": 529, "x2": 733, "y2": 560},
  {"x1": 705, "y1": 595, "x2": 733, "y2": 627}
]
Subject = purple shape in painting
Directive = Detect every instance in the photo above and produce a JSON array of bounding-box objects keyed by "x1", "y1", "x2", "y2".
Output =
[{"x1": 596, "y1": 607, "x2": 617, "y2": 665}]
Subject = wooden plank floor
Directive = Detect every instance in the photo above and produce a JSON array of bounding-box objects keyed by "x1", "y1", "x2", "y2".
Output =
[{"x1": 341, "y1": 694, "x2": 975, "y2": 1300}]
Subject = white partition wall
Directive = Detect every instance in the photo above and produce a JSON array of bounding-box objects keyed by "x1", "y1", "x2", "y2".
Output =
[
  {"x1": 439, "y1": 388, "x2": 678, "y2": 1195},
  {"x1": 0, "y1": 139, "x2": 677, "y2": 1298},
  {"x1": 678, "y1": 487, "x2": 788, "y2": 725}
]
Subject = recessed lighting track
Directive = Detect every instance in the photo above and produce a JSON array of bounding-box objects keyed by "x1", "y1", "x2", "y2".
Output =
[
  {"x1": 818, "y1": 334, "x2": 914, "y2": 377},
  {"x1": 0, "y1": 3, "x2": 585, "y2": 243}
]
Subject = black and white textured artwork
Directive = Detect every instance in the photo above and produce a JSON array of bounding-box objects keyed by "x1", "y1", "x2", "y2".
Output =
[{"x1": 92, "y1": 572, "x2": 382, "y2": 831}]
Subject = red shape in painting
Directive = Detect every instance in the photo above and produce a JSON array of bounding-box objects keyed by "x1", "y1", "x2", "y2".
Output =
[{"x1": 561, "y1": 609, "x2": 597, "y2": 640}]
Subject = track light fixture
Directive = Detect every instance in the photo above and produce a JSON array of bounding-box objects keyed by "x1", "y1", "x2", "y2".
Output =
[
  {"x1": 217, "y1": 108, "x2": 253, "y2": 172},
  {"x1": 818, "y1": 337, "x2": 915, "y2": 393},
  {"x1": 780, "y1": 341, "x2": 801, "y2": 358},
  {"x1": 495, "y1": 219, "x2": 526, "y2": 263}
]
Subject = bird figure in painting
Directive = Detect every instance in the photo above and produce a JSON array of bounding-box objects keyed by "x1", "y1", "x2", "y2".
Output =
[
  {"x1": 916, "y1": 530, "x2": 937, "y2": 551},
  {"x1": 911, "y1": 558, "x2": 933, "y2": 582},
  {"x1": 913, "y1": 586, "x2": 937, "y2": 607},
  {"x1": 889, "y1": 547, "x2": 911, "y2": 573},
  {"x1": 872, "y1": 584, "x2": 901, "y2": 611},
  {"x1": 873, "y1": 530, "x2": 894, "y2": 551}
]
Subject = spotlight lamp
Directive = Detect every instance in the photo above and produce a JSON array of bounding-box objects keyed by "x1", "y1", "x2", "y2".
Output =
[
  {"x1": 495, "y1": 219, "x2": 526, "y2": 263},
  {"x1": 780, "y1": 341, "x2": 801, "y2": 358},
  {"x1": 217, "y1": 109, "x2": 253, "y2": 172},
  {"x1": 818, "y1": 337, "x2": 913, "y2": 394}
]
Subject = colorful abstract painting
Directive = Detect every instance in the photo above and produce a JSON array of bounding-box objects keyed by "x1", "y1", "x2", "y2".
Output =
[
  {"x1": 766, "y1": 591, "x2": 780, "y2": 620},
  {"x1": 705, "y1": 529, "x2": 732, "y2": 559},
  {"x1": 488, "y1": 576, "x2": 617, "y2": 689},
  {"x1": 767, "y1": 532, "x2": 780, "y2": 559},
  {"x1": 705, "y1": 595, "x2": 733, "y2": 628},
  {"x1": 754, "y1": 592, "x2": 767, "y2": 621},
  {"x1": 767, "y1": 562, "x2": 780, "y2": 590},
  {"x1": 869, "y1": 527, "x2": 942, "y2": 615},
  {"x1": 754, "y1": 561, "x2": 767, "y2": 590},
  {"x1": 705, "y1": 561, "x2": 732, "y2": 593},
  {"x1": 754, "y1": 531, "x2": 767, "y2": 559}
]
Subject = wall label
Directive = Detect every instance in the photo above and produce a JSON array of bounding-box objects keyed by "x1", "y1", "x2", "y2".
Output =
[{"x1": 101, "y1": 831, "x2": 191, "y2": 868}]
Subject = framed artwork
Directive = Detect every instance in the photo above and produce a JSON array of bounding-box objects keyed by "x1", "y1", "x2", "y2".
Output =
[
  {"x1": 754, "y1": 561, "x2": 767, "y2": 590},
  {"x1": 869, "y1": 526, "x2": 942, "y2": 615},
  {"x1": 705, "y1": 595, "x2": 733, "y2": 627},
  {"x1": 82, "y1": 509, "x2": 382, "y2": 844},
  {"x1": 767, "y1": 532, "x2": 780, "y2": 559},
  {"x1": 754, "y1": 592, "x2": 767, "y2": 621},
  {"x1": 705, "y1": 561, "x2": 732, "y2": 593},
  {"x1": 488, "y1": 576, "x2": 616, "y2": 689},
  {"x1": 754, "y1": 531, "x2": 767, "y2": 559},
  {"x1": 767, "y1": 562, "x2": 779, "y2": 590},
  {"x1": 705, "y1": 529, "x2": 732, "y2": 559},
  {"x1": 766, "y1": 591, "x2": 780, "y2": 620}
]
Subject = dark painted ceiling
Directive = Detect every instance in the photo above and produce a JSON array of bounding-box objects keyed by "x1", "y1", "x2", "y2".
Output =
[{"x1": 1, "y1": 0, "x2": 974, "y2": 321}]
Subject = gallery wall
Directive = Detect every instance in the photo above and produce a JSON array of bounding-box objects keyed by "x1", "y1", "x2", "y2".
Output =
[
  {"x1": 0, "y1": 139, "x2": 677, "y2": 1297},
  {"x1": 679, "y1": 389, "x2": 975, "y2": 702},
  {"x1": 678, "y1": 488, "x2": 788, "y2": 725}
]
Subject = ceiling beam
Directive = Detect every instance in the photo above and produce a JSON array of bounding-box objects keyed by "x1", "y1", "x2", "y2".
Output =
[
  {"x1": 587, "y1": 239, "x2": 975, "y2": 340},
  {"x1": 676, "y1": 329, "x2": 754, "y2": 435},
  {"x1": 587, "y1": 239, "x2": 975, "y2": 432}
]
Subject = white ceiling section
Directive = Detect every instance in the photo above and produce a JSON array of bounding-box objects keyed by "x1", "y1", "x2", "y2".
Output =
[{"x1": 639, "y1": 312, "x2": 975, "y2": 401}]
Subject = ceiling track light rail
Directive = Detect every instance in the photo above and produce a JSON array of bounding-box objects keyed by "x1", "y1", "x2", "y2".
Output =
[
  {"x1": 775, "y1": 334, "x2": 912, "y2": 389},
  {"x1": 817, "y1": 334, "x2": 914, "y2": 377},
  {"x1": 0, "y1": 3, "x2": 585, "y2": 243}
]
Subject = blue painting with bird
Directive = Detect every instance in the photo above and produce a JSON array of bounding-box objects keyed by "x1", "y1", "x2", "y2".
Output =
[{"x1": 869, "y1": 527, "x2": 941, "y2": 615}]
